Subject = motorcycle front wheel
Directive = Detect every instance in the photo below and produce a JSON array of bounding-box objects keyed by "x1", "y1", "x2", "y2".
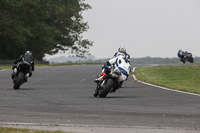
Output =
[
  {"x1": 189, "y1": 58, "x2": 194, "y2": 63},
  {"x1": 99, "y1": 79, "x2": 114, "y2": 98},
  {"x1": 13, "y1": 72, "x2": 24, "y2": 89},
  {"x1": 181, "y1": 58, "x2": 186, "y2": 63}
]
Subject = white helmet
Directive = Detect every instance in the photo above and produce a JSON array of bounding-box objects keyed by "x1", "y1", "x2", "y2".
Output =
[{"x1": 118, "y1": 46, "x2": 126, "y2": 53}]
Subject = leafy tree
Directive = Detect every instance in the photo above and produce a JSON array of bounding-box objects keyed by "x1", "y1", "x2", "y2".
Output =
[{"x1": 0, "y1": 0, "x2": 92, "y2": 60}]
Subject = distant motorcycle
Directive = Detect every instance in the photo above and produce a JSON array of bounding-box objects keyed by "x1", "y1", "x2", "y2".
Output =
[
  {"x1": 94, "y1": 57, "x2": 131, "y2": 98},
  {"x1": 178, "y1": 51, "x2": 194, "y2": 63},
  {"x1": 12, "y1": 61, "x2": 32, "y2": 89}
]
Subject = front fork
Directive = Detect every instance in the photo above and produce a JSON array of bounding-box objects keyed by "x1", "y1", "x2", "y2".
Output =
[
  {"x1": 94, "y1": 83, "x2": 100, "y2": 97},
  {"x1": 94, "y1": 80, "x2": 106, "y2": 97}
]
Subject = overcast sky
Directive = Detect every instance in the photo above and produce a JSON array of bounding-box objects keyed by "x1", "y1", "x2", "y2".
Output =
[{"x1": 81, "y1": 0, "x2": 200, "y2": 59}]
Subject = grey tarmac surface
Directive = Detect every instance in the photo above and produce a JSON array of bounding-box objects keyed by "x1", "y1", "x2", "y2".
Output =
[{"x1": 0, "y1": 65, "x2": 200, "y2": 133}]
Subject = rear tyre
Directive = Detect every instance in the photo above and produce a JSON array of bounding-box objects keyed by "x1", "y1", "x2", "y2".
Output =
[
  {"x1": 13, "y1": 72, "x2": 24, "y2": 89},
  {"x1": 99, "y1": 79, "x2": 114, "y2": 98},
  {"x1": 189, "y1": 58, "x2": 194, "y2": 63}
]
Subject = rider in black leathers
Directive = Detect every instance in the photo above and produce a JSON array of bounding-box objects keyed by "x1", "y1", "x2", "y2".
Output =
[{"x1": 11, "y1": 51, "x2": 35, "y2": 81}]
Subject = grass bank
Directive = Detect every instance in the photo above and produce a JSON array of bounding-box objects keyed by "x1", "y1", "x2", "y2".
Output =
[
  {"x1": 0, "y1": 66, "x2": 11, "y2": 70},
  {"x1": 133, "y1": 65, "x2": 200, "y2": 94},
  {"x1": 0, "y1": 127, "x2": 69, "y2": 133}
]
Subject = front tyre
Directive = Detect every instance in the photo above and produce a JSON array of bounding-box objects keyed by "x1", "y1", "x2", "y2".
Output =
[
  {"x1": 99, "y1": 79, "x2": 114, "y2": 98},
  {"x1": 181, "y1": 58, "x2": 186, "y2": 63},
  {"x1": 13, "y1": 72, "x2": 24, "y2": 89},
  {"x1": 189, "y1": 58, "x2": 194, "y2": 63},
  {"x1": 93, "y1": 90, "x2": 99, "y2": 97}
]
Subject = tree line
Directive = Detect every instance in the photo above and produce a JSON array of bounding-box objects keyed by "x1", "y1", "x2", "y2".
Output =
[{"x1": 0, "y1": 0, "x2": 93, "y2": 60}]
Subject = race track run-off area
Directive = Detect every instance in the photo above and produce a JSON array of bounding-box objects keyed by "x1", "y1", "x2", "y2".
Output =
[{"x1": 0, "y1": 65, "x2": 200, "y2": 133}]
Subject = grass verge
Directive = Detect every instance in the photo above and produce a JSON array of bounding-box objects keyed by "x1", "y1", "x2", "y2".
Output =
[
  {"x1": 0, "y1": 66, "x2": 11, "y2": 70},
  {"x1": 133, "y1": 65, "x2": 200, "y2": 94},
  {"x1": 0, "y1": 127, "x2": 69, "y2": 133}
]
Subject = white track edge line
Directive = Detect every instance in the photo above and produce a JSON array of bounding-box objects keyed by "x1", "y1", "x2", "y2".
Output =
[{"x1": 132, "y1": 67, "x2": 200, "y2": 97}]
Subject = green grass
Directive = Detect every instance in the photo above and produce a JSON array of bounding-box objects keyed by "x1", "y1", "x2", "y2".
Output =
[
  {"x1": 0, "y1": 127, "x2": 70, "y2": 133},
  {"x1": 133, "y1": 65, "x2": 200, "y2": 94},
  {"x1": 0, "y1": 65, "x2": 11, "y2": 70}
]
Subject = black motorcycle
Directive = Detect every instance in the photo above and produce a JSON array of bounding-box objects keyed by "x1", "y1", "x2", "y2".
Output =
[
  {"x1": 12, "y1": 61, "x2": 32, "y2": 89},
  {"x1": 179, "y1": 52, "x2": 194, "y2": 63}
]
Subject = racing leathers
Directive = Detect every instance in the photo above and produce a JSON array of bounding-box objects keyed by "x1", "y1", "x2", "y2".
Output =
[
  {"x1": 95, "y1": 55, "x2": 130, "y2": 83},
  {"x1": 12, "y1": 53, "x2": 35, "y2": 80},
  {"x1": 114, "y1": 51, "x2": 130, "y2": 62}
]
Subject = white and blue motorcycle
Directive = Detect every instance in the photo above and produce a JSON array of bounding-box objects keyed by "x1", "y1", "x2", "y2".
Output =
[{"x1": 94, "y1": 56, "x2": 131, "y2": 98}]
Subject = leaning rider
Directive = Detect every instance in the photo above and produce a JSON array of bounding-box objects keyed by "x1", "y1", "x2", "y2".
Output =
[
  {"x1": 95, "y1": 46, "x2": 130, "y2": 82},
  {"x1": 11, "y1": 51, "x2": 35, "y2": 81},
  {"x1": 114, "y1": 46, "x2": 130, "y2": 62},
  {"x1": 177, "y1": 49, "x2": 185, "y2": 62},
  {"x1": 178, "y1": 49, "x2": 184, "y2": 58}
]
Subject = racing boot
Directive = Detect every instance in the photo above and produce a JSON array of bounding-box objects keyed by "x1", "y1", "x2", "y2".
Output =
[
  {"x1": 11, "y1": 68, "x2": 17, "y2": 79},
  {"x1": 94, "y1": 72, "x2": 106, "y2": 83},
  {"x1": 11, "y1": 73, "x2": 15, "y2": 79},
  {"x1": 24, "y1": 73, "x2": 30, "y2": 82}
]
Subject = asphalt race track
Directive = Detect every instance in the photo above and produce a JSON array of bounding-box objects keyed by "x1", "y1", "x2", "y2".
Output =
[{"x1": 0, "y1": 65, "x2": 200, "y2": 132}]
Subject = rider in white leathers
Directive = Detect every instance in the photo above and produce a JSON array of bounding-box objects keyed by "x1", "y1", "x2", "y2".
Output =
[
  {"x1": 95, "y1": 46, "x2": 131, "y2": 83},
  {"x1": 114, "y1": 46, "x2": 130, "y2": 62}
]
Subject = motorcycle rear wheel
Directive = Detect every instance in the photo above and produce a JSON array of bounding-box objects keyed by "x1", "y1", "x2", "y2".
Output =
[{"x1": 99, "y1": 79, "x2": 114, "y2": 98}]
